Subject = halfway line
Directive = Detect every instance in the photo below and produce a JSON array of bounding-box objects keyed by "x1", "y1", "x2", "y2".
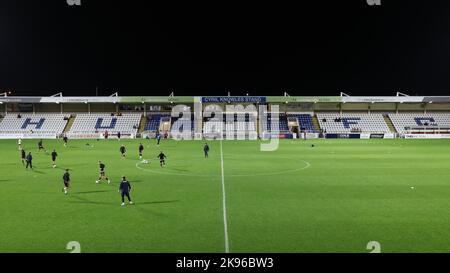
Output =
[{"x1": 220, "y1": 140, "x2": 230, "y2": 253}]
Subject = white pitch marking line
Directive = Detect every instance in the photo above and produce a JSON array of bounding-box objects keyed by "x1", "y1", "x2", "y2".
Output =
[
  {"x1": 135, "y1": 160, "x2": 310, "y2": 178},
  {"x1": 220, "y1": 140, "x2": 230, "y2": 253}
]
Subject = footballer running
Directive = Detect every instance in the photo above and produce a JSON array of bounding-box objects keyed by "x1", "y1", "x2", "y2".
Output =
[
  {"x1": 62, "y1": 169, "x2": 70, "y2": 195},
  {"x1": 120, "y1": 145, "x2": 126, "y2": 159},
  {"x1": 96, "y1": 160, "x2": 111, "y2": 184},
  {"x1": 157, "y1": 151, "x2": 167, "y2": 167}
]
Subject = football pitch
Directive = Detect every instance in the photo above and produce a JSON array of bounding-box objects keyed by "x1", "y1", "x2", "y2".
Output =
[{"x1": 1, "y1": 138, "x2": 450, "y2": 253}]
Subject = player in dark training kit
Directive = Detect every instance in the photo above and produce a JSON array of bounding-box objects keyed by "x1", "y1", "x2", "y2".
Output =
[
  {"x1": 204, "y1": 143, "x2": 210, "y2": 158},
  {"x1": 26, "y1": 152, "x2": 33, "y2": 170},
  {"x1": 157, "y1": 151, "x2": 166, "y2": 167},
  {"x1": 120, "y1": 145, "x2": 126, "y2": 159},
  {"x1": 21, "y1": 149, "x2": 26, "y2": 165},
  {"x1": 51, "y1": 150, "x2": 58, "y2": 168},
  {"x1": 38, "y1": 139, "x2": 45, "y2": 152},
  {"x1": 118, "y1": 176, "x2": 133, "y2": 206},
  {"x1": 139, "y1": 143, "x2": 144, "y2": 160},
  {"x1": 63, "y1": 135, "x2": 68, "y2": 147},
  {"x1": 96, "y1": 161, "x2": 111, "y2": 184},
  {"x1": 62, "y1": 169, "x2": 70, "y2": 195}
]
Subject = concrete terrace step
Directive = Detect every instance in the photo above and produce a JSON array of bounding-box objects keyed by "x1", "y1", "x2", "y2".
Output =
[{"x1": 383, "y1": 114, "x2": 397, "y2": 133}]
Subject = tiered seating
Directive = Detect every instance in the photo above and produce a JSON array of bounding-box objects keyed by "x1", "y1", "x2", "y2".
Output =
[
  {"x1": 288, "y1": 114, "x2": 316, "y2": 132},
  {"x1": 0, "y1": 113, "x2": 68, "y2": 134},
  {"x1": 204, "y1": 120, "x2": 223, "y2": 134},
  {"x1": 260, "y1": 113, "x2": 289, "y2": 132},
  {"x1": 144, "y1": 113, "x2": 171, "y2": 131},
  {"x1": 389, "y1": 113, "x2": 450, "y2": 133},
  {"x1": 203, "y1": 113, "x2": 257, "y2": 137},
  {"x1": 316, "y1": 113, "x2": 389, "y2": 133},
  {"x1": 171, "y1": 113, "x2": 195, "y2": 132},
  {"x1": 69, "y1": 113, "x2": 141, "y2": 134},
  {"x1": 226, "y1": 113, "x2": 257, "y2": 133}
]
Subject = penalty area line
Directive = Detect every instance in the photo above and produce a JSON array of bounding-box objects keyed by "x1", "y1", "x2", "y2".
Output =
[{"x1": 220, "y1": 140, "x2": 230, "y2": 253}]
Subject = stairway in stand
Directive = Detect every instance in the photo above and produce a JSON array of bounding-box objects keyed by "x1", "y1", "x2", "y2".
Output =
[
  {"x1": 312, "y1": 115, "x2": 321, "y2": 132},
  {"x1": 137, "y1": 114, "x2": 147, "y2": 135},
  {"x1": 63, "y1": 115, "x2": 76, "y2": 133},
  {"x1": 383, "y1": 114, "x2": 397, "y2": 133}
]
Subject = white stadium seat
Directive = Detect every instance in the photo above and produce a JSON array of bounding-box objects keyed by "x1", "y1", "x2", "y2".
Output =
[
  {"x1": 0, "y1": 113, "x2": 68, "y2": 135},
  {"x1": 389, "y1": 113, "x2": 450, "y2": 133},
  {"x1": 203, "y1": 113, "x2": 257, "y2": 139},
  {"x1": 317, "y1": 113, "x2": 390, "y2": 134},
  {"x1": 69, "y1": 113, "x2": 141, "y2": 135}
]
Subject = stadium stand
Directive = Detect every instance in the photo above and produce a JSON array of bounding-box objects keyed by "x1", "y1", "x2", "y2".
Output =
[
  {"x1": 260, "y1": 113, "x2": 289, "y2": 133},
  {"x1": 171, "y1": 113, "x2": 195, "y2": 133},
  {"x1": 316, "y1": 113, "x2": 390, "y2": 133},
  {"x1": 389, "y1": 113, "x2": 450, "y2": 133},
  {"x1": 203, "y1": 113, "x2": 223, "y2": 135},
  {"x1": 0, "y1": 113, "x2": 68, "y2": 136},
  {"x1": 226, "y1": 113, "x2": 257, "y2": 132},
  {"x1": 203, "y1": 113, "x2": 257, "y2": 139},
  {"x1": 288, "y1": 114, "x2": 317, "y2": 133},
  {"x1": 69, "y1": 113, "x2": 141, "y2": 135},
  {"x1": 144, "y1": 113, "x2": 171, "y2": 132},
  {"x1": 5, "y1": 96, "x2": 450, "y2": 139}
]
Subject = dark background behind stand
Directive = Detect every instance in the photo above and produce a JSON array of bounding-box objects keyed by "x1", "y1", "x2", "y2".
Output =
[{"x1": 0, "y1": 0, "x2": 450, "y2": 97}]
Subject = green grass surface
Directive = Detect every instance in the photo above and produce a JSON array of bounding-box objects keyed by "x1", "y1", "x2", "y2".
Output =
[{"x1": 1, "y1": 138, "x2": 450, "y2": 253}]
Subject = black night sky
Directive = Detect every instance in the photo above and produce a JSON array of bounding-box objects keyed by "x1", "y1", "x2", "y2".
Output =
[{"x1": 1, "y1": 0, "x2": 450, "y2": 96}]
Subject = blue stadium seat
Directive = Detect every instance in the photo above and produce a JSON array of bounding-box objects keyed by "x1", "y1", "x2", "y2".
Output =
[
  {"x1": 144, "y1": 114, "x2": 168, "y2": 131},
  {"x1": 288, "y1": 114, "x2": 317, "y2": 133}
]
